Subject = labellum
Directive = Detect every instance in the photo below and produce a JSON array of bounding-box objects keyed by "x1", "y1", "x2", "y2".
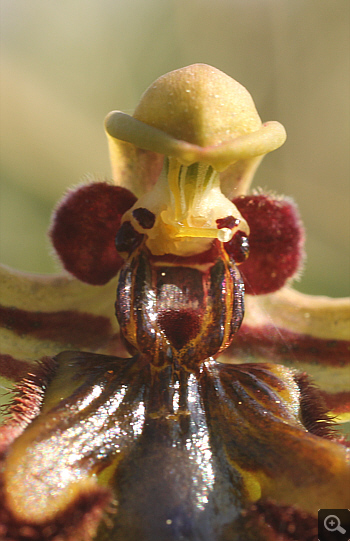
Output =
[{"x1": 0, "y1": 64, "x2": 349, "y2": 541}]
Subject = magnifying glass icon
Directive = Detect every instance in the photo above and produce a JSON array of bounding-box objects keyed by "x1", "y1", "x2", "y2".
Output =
[{"x1": 324, "y1": 514, "x2": 346, "y2": 534}]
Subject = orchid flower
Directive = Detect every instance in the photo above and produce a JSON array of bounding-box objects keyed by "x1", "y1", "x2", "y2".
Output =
[{"x1": 0, "y1": 64, "x2": 349, "y2": 541}]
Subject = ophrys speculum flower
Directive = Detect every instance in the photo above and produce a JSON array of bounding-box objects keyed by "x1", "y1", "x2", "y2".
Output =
[{"x1": 0, "y1": 64, "x2": 349, "y2": 541}]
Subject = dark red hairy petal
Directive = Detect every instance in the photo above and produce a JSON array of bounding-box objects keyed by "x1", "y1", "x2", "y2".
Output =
[
  {"x1": 231, "y1": 194, "x2": 304, "y2": 294},
  {"x1": 50, "y1": 182, "x2": 137, "y2": 285}
]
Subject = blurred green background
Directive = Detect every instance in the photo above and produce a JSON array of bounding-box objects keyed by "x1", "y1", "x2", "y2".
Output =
[{"x1": 0, "y1": 0, "x2": 349, "y2": 297}]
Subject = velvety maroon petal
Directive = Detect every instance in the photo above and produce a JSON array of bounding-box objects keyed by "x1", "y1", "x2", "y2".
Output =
[
  {"x1": 50, "y1": 182, "x2": 137, "y2": 285},
  {"x1": 230, "y1": 194, "x2": 304, "y2": 294}
]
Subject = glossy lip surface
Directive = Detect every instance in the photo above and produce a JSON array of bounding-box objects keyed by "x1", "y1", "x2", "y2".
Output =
[{"x1": 3, "y1": 351, "x2": 348, "y2": 541}]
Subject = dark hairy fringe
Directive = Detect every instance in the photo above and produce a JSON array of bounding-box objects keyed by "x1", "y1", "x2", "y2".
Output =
[
  {"x1": 294, "y1": 372, "x2": 337, "y2": 440},
  {"x1": 0, "y1": 357, "x2": 58, "y2": 454},
  {"x1": 244, "y1": 498, "x2": 318, "y2": 541}
]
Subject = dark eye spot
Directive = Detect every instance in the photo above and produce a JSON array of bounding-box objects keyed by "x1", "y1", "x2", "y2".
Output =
[
  {"x1": 132, "y1": 207, "x2": 156, "y2": 229},
  {"x1": 216, "y1": 216, "x2": 240, "y2": 229},
  {"x1": 115, "y1": 221, "x2": 144, "y2": 254},
  {"x1": 224, "y1": 231, "x2": 250, "y2": 263}
]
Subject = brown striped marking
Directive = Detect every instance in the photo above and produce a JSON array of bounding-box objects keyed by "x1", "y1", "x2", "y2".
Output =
[
  {"x1": 0, "y1": 354, "x2": 33, "y2": 382},
  {"x1": 320, "y1": 390, "x2": 350, "y2": 414},
  {"x1": 0, "y1": 305, "x2": 113, "y2": 349},
  {"x1": 230, "y1": 324, "x2": 350, "y2": 367}
]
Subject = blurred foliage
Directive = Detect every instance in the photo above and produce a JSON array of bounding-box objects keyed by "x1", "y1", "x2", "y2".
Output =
[{"x1": 0, "y1": 0, "x2": 349, "y2": 296}]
